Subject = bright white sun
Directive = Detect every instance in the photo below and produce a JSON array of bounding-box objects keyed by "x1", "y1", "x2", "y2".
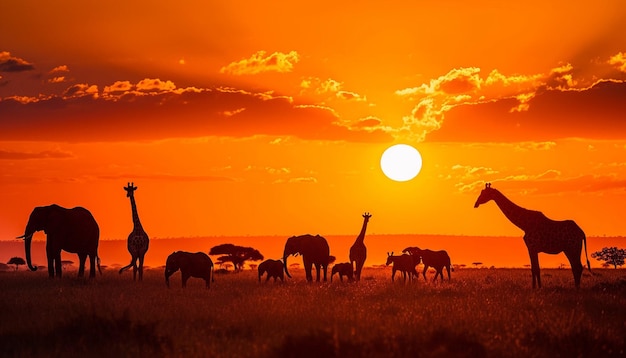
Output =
[{"x1": 380, "y1": 144, "x2": 423, "y2": 182}]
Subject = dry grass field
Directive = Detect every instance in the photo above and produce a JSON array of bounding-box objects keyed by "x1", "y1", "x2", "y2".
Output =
[{"x1": 1, "y1": 267, "x2": 625, "y2": 357}]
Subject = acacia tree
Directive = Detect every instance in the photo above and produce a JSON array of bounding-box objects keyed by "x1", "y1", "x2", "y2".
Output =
[
  {"x1": 7, "y1": 257, "x2": 26, "y2": 271},
  {"x1": 591, "y1": 247, "x2": 626, "y2": 269},
  {"x1": 209, "y1": 244, "x2": 264, "y2": 271}
]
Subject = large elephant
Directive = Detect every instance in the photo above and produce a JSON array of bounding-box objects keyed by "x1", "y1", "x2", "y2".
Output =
[
  {"x1": 17, "y1": 204, "x2": 101, "y2": 278},
  {"x1": 283, "y1": 234, "x2": 330, "y2": 282},
  {"x1": 258, "y1": 259, "x2": 285, "y2": 282},
  {"x1": 165, "y1": 251, "x2": 214, "y2": 288}
]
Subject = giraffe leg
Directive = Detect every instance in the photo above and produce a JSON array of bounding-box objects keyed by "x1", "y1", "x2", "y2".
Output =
[
  {"x1": 355, "y1": 260, "x2": 364, "y2": 281},
  {"x1": 138, "y1": 255, "x2": 145, "y2": 281},
  {"x1": 529, "y1": 251, "x2": 541, "y2": 289}
]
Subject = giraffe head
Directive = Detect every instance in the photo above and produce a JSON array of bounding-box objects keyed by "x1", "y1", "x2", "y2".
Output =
[
  {"x1": 124, "y1": 182, "x2": 138, "y2": 198},
  {"x1": 474, "y1": 182, "x2": 496, "y2": 208},
  {"x1": 362, "y1": 212, "x2": 372, "y2": 221}
]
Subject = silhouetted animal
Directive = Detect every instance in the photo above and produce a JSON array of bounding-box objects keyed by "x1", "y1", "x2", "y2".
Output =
[
  {"x1": 349, "y1": 212, "x2": 371, "y2": 281},
  {"x1": 403, "y1": 246, "x2": 451, "y2": 282},
  {"x1": 17, "y1": 204, "x2": 101, "y2": 278},
  {"x1": 165, "y1": 251, "x2": 214, "y2": 288},
  {"x1": 385, "y1": 252, "x2": 418, "y2": 283},
  {"x1": 119, "y1": 183, "x2": 150, "y2": 281},
  {"x1": 331, "y1": 262, "x2": 354, "y2": 282},
  {"x1": 283, "y1": 234, "x2": 330, "y2": 282},
  {"x1": 258, "y1": 259, "x2": 285, "y2": 282},
  {"x1": 474, "y1": 183, "x2": 591, "y2": 288}
]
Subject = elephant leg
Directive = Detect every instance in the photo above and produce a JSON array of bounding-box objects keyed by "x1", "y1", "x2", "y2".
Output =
[
  {"x1": 422, "y1": 266, "x2": 428, "y2": 282},
  {"x1": 304, "y1": 261, "x2": 313, "y2": 282},
  {"x1": 78, "y1": 254, "x2": 87, "y2": 277},
  {"x1": 88, "y1": 255, "x2": 96, "y2": 278},
  {"x1": 565, "y1": 250, "x2": 583, "y2": 288},
  {"x1": 54, "y1": 253, "x2": 63, "y2": 278},
  {"x1": 46, "y1": 246, "x2": 57, "y2": 278},
  {"x1": 529, "y1": 251, "x2": 541, "y2": 289}
]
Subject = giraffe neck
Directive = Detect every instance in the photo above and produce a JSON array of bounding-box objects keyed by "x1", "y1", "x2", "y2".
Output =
[
  {"x1": 491, "y1": 190, "x2": 536, "y2": 232},
  {"x1": 354, "y1": 220, "x2": 369, "y2": 245},
  {"x1": 128, "y1": 195, "x2": 143, "y2": 230}
]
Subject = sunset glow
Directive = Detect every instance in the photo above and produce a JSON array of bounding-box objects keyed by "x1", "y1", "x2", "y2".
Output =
[{"x1": 1, "y1": 1, "x2": 626, "y2": 268}]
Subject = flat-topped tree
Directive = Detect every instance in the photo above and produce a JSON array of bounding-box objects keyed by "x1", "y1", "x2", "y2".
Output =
[{"x1": 209, "y1": 244, "x2": 264, "y2": 271}]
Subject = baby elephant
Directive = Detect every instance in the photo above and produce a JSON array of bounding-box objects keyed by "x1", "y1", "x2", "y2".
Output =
[
  {"x1": 165, "y1": 251, "x2": 214, "y2": 289},
  {"x1": 258, "y1": 259, "x2": 285, "y2": 282},
  {"x1": 331, "y1": 262, "x2": 354, "y2": 282}
]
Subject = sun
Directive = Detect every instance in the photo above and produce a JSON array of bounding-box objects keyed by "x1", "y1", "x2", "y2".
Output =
[{"x1": 380, "y1": 144, "x2": 423, "y2": 182}]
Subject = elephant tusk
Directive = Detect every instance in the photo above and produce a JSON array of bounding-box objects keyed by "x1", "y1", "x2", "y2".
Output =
[{"x1": 16, "y1": 234, "x2": 32, "y2": 240}]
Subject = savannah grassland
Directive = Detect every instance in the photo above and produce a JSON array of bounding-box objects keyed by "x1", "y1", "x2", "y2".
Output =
[{"x1": 1, "y1": 267, "x2": 625, "y2": 358}]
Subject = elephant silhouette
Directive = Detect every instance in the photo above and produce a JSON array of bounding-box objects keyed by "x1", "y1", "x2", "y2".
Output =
[
  {"x1": 283, "y1": 234, "x2": 330, "y2": 282},
  {"x1": 258, "y1": 259, "x2": 285, "y2": 282},
  {"x1": 331, "y1": 262, "x2": 354, "y2": 282},
  {"x1": 17, "y1": 204, "x2": 101, "y2": 278},
  {"x1": 165, "y1": 251, "x2": 214, "y2": 288}
]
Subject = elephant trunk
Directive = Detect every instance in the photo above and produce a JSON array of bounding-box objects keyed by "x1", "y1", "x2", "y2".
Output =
[
  {"x1": 20, "y1": 233, "x2": 38, "y2": 271},
  {"x1": 283, "y1": 254, "x2": 292, "y2": 278},
  {"x1": 165, "y1": 269, "x2": 173, "y2": 288},
  {"x1": 258, "y1": 269, "x2": 262, "y2": 282}
]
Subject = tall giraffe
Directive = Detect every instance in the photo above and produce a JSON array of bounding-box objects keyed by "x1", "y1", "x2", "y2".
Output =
[
  {"x1": 474, "y1": 183, "x2": 591, "y2": 288},
  {"x1": 119, "y1": 182, "x2": 150, "y2": 281},
  {"x1": 349, "y1": 212, "x2": 371, "y2": 281}
]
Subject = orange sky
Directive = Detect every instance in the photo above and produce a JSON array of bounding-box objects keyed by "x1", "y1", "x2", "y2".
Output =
[{"x1": 1, "y1": 1, "x2": 626, "y2": 250}]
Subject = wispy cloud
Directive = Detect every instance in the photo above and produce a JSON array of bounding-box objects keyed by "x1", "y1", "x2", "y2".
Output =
[
  {"x1": 220, "y1": 50, "x2": 300, "y2": 75},
  {"x1": 0, "y1": 149, "x2": 73, "y2": 160},
  {"x1": 0, "y1": 79, "x2": 392, "y2": 143},
  {"x1": 0, "y1": 52, "x2": 34, "y2": 72}
]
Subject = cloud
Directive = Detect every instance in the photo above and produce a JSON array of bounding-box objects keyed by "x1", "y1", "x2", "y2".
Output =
[
  {"x1": 0, "y1": 52, "x2": 34, "y2": 72},
  {"x1": 0, "y1": 149, "x2": 73, "y2": 160},
  {"x1": 608, "y1": 52, "x2": 626, "y2": 72},
  {"x1": 336, "y1": 90, "x2": 366, "y2": 101},
  {"x1": 459, "y1": 174, "x2": 626, "y2": 196},
  {"x1": 97, "y1": 173, "x2": 235, "y2": 182},
  {"x1": 49, "y1": 65, "x2": 69, "y2": 74},
  {"x1": 0, "y1": 80, "x2": 393, "y2": 143},
  {"x1": 220, "y1": 50, "x2": 300, "y2": 75},
  {"x1": 396, "y1": 53, "x2": 626, "y2": 142},
  {"x1": 428, "y1": 79, "x2": 626, "y2": 142}
]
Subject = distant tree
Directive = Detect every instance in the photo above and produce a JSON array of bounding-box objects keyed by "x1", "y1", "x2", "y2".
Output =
[
  {"x1": 591, "y1": 247, "x2": 626, "y2": 269},
  {"x1": 61, "y1": 260, "x2": 74, "y2": 269},
  {"x1": 7, "y1": 257, "x2": 25, "y2": 271},
  {"x1": 209, "y1": 244, "x2": 264, "y2": 271},
  {"x1": 472, "y1": 262, "x2": 483, "y2": 268}
]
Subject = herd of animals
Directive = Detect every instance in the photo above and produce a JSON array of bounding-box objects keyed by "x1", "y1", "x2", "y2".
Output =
[{"x1": 14, "y1": 183, "x2": 592, "y2": 289}]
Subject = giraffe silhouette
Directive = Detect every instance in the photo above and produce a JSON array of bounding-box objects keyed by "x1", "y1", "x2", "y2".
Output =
[
  {"x1": 474, "y1": 183, "x2": 591, "y2": 288},
  {"x1": 349, "y1": 212, "x2": 371, "y2": 281},
  {"x1": 119, "y1": 182, "x2": 150, "y2": 281}
]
